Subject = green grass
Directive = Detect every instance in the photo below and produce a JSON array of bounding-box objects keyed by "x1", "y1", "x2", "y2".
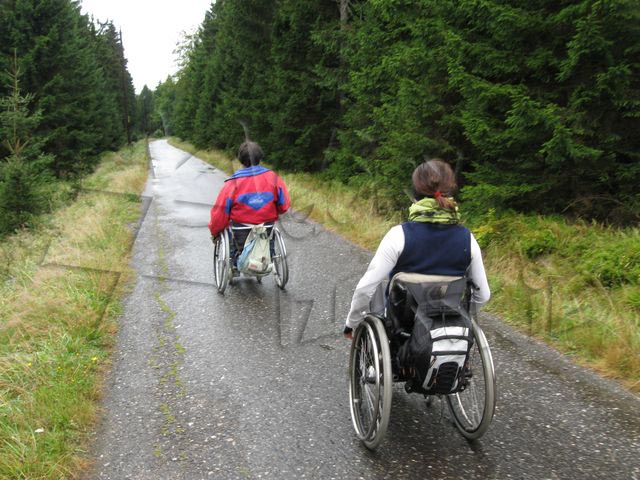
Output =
[
  {"x1": 0, "y1": 141, "x2": 148, "y2": 478},
  {"x1": 169, "y1": 137, "x2": 640, "y2": 392},
  {"x1": 468, "y1": 211, "x2": 640, "y2": 390}
]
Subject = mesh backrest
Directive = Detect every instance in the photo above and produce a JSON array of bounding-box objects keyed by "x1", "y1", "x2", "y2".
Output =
[{"x1": 388, "y1": 273, "x2": 469, "y2": 331}]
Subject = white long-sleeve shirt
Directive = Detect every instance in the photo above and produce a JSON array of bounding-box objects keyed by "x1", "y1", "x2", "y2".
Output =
[{"x1": 345, "y1": 225, "x2": 490, "y2": 329}]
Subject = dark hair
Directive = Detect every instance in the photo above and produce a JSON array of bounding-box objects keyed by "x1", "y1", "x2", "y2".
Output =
[
  {"x1": 237, "y1": 141, "x2": 264, "y2": 167},
  {"x1": 412, "y1": 159, "x2": 457, "y2": 210}
]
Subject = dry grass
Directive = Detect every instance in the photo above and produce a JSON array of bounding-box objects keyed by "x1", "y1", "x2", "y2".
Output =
[
  {"x1": 477, "y1": 216, "x2": 640, "y2": 392},
  {"x1": 282, "y1": 172, "x2": 400, "y2": 250},
  {"x1": 0, "y1": 141, "x2": 148, "y2": 478}
]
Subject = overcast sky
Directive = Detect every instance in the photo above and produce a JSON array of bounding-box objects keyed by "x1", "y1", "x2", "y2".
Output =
[{"x1": 80, "y1": 0, "x2": 212, "y2": 93}]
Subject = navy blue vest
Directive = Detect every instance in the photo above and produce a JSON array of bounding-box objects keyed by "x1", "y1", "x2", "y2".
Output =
[{"x1": 390, "y1": 222, "x2": 471, "y2": 278}]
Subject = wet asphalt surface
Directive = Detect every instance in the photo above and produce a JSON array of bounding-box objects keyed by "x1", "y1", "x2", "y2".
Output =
[{"x1": 88, "y1": 140, "x2": 640, "y2": 480}]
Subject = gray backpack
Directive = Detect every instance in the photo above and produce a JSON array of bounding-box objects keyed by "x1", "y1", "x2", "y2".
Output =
[{"x1": 390, "y1": 273, "x2": 473, "y2": 394}]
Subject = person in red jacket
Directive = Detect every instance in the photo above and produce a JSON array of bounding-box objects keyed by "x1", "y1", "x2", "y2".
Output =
[{"x1": 209, "y1": 141, "x2": 290, "y2": 264}]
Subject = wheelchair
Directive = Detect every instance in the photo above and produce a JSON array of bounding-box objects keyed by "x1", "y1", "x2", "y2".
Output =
[
  {"x1": 348, "y1": 273, "x2": 496, "y2": 450},
  {"x1": 212, "y1": 222, "x2": 288, "y2": 294}
]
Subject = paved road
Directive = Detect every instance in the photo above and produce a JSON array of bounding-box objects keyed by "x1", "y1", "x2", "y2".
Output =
[{"x1": 89, "y1": 140, "x2": 640, "y2": 480}]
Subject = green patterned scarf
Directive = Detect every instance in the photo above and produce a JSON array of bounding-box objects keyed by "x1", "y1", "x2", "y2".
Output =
[{"x1": 408, "y1": 197, "x2": 460, "y2": 224}]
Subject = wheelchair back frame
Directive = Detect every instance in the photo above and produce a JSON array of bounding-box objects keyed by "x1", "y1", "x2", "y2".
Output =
[
  {"x1": 229, "y1": 222, "x2": 274, "y2": 253},
  {"x1": 228, "y1": 223, "x2": 274, "y2": 274}
]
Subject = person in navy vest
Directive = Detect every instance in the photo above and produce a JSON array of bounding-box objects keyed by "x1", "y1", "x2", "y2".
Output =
[{"x1": 343, "y1": 159, "x2": 490, "y2": 339}]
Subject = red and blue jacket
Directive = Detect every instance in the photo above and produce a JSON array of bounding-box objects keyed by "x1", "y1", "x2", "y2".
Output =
[{"x1": 209, "y1": 165, "x2": 291, "y2": 237}]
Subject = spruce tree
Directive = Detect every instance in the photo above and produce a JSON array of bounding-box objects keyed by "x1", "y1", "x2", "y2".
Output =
[
  {"x1": 171, "y1": 5, "x2": 221, "y2": 144},
  {"x1": 164, "y1": 0, "x2": 640, "y2": 221},
  {"x1": 262, "y1": 0, "x2": 340, "y2": 171},
  {"x1": 0, "y1": 55, "x2": 52, "y2": 235},
  {"x1": 197, "y1": 0, "x2": 274, "y2": 149},
  {"x1": 446, "y1": 0, "x2": 640, "y2": 220},
  {"x1": 329, "y1": 1, "x2": 459, "y2": 204},
  {"x1": 91, "y1": 21, "x2": 135, "y2": 149}
]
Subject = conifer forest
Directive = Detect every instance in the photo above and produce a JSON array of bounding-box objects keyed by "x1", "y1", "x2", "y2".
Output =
[
  {"x1": 0, "y1": 0, "x2": 138, "y2": 235},
  {"x1": 1, "y1": 0, "x2": 640, "y2": 232},
  {"x1": 153, "y1": 0, "x2": 639, "y2": 223}
]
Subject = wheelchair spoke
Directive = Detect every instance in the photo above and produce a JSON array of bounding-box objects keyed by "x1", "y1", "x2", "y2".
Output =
[{"x1": 362, "y1": 384, "x2": 376, "y2": 423}]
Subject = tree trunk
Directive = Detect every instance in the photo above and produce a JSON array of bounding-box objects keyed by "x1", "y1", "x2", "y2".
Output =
[{"x1": 118, "y1": 30, "x2": 132, "y2": 145}]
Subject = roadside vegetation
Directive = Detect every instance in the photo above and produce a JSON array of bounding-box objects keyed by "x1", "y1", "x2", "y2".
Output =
[
  {"x1": 169, "y1": 137, "x2": 640, "y2": 392},
  {"x1": 468, "y1": 212, "x2": 640, "y2": 391},
  {"x1": 0, "y1": 141, "x2": 148, "y2": 478},
  {"x1": 0, "y1": 2, "x2": 178, "y2": 477}
]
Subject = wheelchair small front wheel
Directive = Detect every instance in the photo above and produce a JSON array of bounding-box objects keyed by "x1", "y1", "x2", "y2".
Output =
[
  {"x1": 272, "y1": 228, "x2": 288, "y2": 289},
  {"x1": 348, "y1": 315, "x2": 392, "y2": 450},
  {"x1": 446, "y1": 319, "x2": 496, "y2": 440},
  {"x1": 213, "y1": 232, "x2": 231, "y2": 294}
]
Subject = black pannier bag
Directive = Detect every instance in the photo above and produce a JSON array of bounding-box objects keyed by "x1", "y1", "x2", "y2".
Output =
[{"x1": 389, "y1": 273, "x2": 474, "y2": 395}]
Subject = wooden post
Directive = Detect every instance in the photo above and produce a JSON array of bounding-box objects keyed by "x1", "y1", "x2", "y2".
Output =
[{"x1": 546, "y1": 276, "x2": 553, "y2": 334}]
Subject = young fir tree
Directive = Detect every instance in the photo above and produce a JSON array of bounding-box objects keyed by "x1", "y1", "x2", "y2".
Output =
[{"x1": 0, "y1": 56, "x2": 52, "y2": 235}]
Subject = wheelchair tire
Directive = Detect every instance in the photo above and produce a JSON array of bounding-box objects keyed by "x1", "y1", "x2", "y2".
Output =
[
  {"x1": 446, "y1": 319, "x2": 496, "y2": 440},
  {"x1": 348, "y1": 315, "x2": 392, "y2": 450},
  {"x1": 272, "y1": 228, "x2": 288, "y2": 289},
  {"x1": 213, "y1": 232, "x2": 231, "y2": 294}
]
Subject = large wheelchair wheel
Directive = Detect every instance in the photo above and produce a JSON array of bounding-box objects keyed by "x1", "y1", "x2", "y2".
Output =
[
  {"x1": 213, "y1": 232, "x2": 231, "y2": 294},
  {"x1": 272, "y1": 228, "x2": 288, "y2": 289},
  {"x1": 348, "y1": 315, "x2": 392, "y2": 450},
  {"x1": 446, "y1": 319, "x2": 496, "y2": 440}
]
